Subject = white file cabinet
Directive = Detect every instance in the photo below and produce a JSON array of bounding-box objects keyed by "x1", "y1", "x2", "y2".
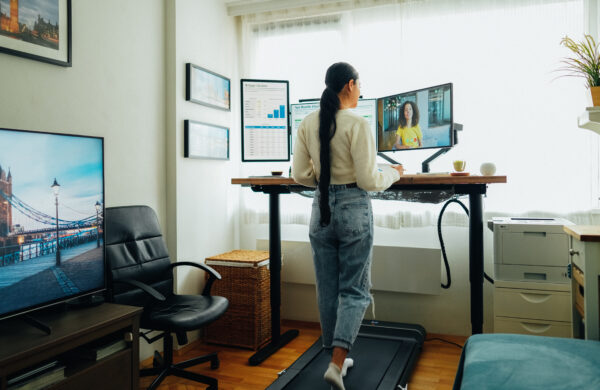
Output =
[
  {"x1": 564, "y1": 225, "x2": 600, "y2": 340},
  {"x1": 493, "y1": 279, "x2": 572, "y2": 337}
]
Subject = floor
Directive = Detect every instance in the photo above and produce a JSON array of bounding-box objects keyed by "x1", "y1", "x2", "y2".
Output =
[{"x1": 139, "y1": 320, "x2": 467, "y2": 390}]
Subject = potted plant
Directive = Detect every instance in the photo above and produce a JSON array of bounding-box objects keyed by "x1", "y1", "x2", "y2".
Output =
[{"x1": 559, "y1": 34, "x2": 600, "y2": 106}]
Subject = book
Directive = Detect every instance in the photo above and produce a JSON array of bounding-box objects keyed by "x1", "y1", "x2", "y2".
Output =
[
  {"x1": 7, "y1": 361, "x2": 65, "y2": 390},
  {"x1": 67, "y1": 337, "x2": 127, "y2": 361}
]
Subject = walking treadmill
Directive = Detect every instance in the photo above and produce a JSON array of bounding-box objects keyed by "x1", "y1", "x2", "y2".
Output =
[{"x1": 267, "y1": 320, "x2": 426, "y2": 390}]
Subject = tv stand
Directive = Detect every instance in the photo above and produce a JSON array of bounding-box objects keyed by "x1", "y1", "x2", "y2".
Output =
[
  {"x1": 21, "y1": 314, "x2": 52, "y2": 335},
  {"x1": 0, "y1": 303, "x2": 142, "y2": 390}
]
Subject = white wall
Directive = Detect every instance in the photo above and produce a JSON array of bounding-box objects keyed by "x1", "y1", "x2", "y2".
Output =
[
  {"x1": 243, "y1": 222, "x2": 496, "y2": 336},
  {"x1": 163, "y1": 0, "x2": 241, "y2": 352},
  {"x1": 0, "y1": 0, "x2": 167, "y2": 361},
  {"x1": 166, "y1": 0, "x2": 240, "y2": 293},
  {"x1": 0, "y1": 0, "x2": 167, "y2": 219},
  {"x1": 0, "y1": 0, "x2": 242, "y2": 361}
]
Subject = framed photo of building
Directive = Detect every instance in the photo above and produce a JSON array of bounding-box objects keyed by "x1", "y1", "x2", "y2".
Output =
[
  {"x1": 184, "y1": 120, "x2": 229, "y2": 160},
  {"x1": 0, "y1": 0, "x2": 72, "y2": 67},
  {"x1": 186, "y1": 63, "x2": 231, "y2": 111}
]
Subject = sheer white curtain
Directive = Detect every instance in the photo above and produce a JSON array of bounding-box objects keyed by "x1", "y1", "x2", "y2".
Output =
[{"x1": 240, "y1": 0, "x2": 598, "y2": 228}]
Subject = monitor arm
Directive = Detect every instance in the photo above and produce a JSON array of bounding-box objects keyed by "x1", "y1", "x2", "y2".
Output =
[
  {"x1": 421, "y1": 122, "x2": 462, "y2": 173},
  {"x1": 421, "y1": 148, "x2": 450, "y2": 173},
  {"x1": 377, "y1": 152, "x2": 402, "y2": 165}
]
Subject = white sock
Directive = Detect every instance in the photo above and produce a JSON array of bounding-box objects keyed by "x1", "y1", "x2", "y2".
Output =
[
  {"x1": 341, "y1": 358, "x2": 354, "y2": 377},
  {"x1": 324, "y1": 362, "x2": 345, "y2": 390}
]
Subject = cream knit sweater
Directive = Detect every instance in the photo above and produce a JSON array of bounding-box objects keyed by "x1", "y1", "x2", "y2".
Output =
[{"x1": 292, "y1": 109, "x2": 400, "y2": 191}]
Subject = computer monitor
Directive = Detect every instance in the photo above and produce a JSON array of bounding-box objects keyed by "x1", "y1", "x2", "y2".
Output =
[
  {"x1": 290, "y1": 98, "x2": 378, "y2": 153},
  {"x1": 377, "y1": 83, "x2": 453, "y2": 153},
  {"x1": 0, "y1": 128, "x2": 105, "y2": 322},
  {"x1": 241, "y1": 79, "x2": 290, "y2": 162}
]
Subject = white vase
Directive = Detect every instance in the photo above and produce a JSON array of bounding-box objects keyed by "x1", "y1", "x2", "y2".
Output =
[{"x1": 480, "y1": 162, "x2": 496, "y2": 176}]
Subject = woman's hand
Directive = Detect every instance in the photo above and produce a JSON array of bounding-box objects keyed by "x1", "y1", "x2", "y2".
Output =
[{"x1": 392, "y1": 164, "x2": 405, "y2": 176}]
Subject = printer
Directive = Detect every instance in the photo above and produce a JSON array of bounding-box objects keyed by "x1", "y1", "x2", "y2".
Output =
[{"x1": 488, "y1": 217, "x2": 573, "y2": 283}]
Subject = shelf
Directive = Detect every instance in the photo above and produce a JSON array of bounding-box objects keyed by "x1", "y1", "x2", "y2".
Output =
[{"x1": 578, "y1": 107, "x2": 600, "y2": 134}]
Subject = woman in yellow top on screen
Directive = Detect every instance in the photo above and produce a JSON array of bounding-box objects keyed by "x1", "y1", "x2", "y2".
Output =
[{"x1": 394, "y1": 101, "x2": 422, "y2": 149}]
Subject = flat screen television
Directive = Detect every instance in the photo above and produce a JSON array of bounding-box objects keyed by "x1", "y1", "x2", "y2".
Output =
[
  {"x1": 0, "y1": 128, "x2": 105, "y2": 322},
  {"x1": 377, "y1": 83, "x2": 453, "y2": 152},
  {"x1": 290, "y1": 98, "x2": 378, "y2": 153}
]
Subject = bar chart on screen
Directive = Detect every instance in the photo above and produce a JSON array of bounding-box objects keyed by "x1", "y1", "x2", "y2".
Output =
[{"x1": 241, "y1": 79, "x2": 290, "y2": 162}]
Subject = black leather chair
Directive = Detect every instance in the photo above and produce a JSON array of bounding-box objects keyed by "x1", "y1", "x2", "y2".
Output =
[{"x1": 105, "y1": 205, "x2": 229, "y2": 390}]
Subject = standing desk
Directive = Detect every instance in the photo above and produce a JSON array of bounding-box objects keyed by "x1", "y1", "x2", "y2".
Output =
[{"x1": 232, "y1": 175, "x2": 507, "y2": 365}]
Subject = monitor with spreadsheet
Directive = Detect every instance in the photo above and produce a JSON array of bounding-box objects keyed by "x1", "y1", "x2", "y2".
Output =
[{"x1": 241, "y1": 79, "x2": 290, "y2": 162}]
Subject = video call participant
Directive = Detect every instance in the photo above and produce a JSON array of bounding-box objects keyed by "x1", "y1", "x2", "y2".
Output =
[
  {"x1": 292, "y1": 62, "x2": 403, "y2": 390},
  {"x1": 394, "y1": 101, "x2": 423, "y2": 149}
]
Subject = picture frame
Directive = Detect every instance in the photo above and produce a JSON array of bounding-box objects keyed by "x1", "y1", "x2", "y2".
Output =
[
  {"x1": 186, "y1": 63, "x2": 231, "y2": 111},
  {"x1": 0, "y1": 0, "x2": 72, "y2": 67},
  {"x1": 184, "y1": 120, "x2": 229, "y2": 160}
]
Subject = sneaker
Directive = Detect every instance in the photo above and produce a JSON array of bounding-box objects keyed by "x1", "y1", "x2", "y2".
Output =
[{"x1": 324, "y1": 362, "x2": 345, "y2": 390}]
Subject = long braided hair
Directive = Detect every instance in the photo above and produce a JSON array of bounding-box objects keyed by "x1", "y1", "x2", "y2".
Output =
[{"x1": 318, "y1": 62, "x2": 359, "y2": 226}]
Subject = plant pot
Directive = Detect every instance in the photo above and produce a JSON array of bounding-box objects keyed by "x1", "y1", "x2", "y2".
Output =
[{"x1": 591, "y1": 86, "x2": 600, "y2": 106}]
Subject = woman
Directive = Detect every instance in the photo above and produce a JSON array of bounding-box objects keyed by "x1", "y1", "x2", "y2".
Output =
[
  {"x1": 292, "y1": 62, "x2": 403, "y2": 390},
  {"x1": 394, "y1": 101, "x2": 422, "y2": 149}
]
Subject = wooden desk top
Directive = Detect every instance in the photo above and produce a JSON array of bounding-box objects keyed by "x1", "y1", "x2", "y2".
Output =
[
  {"x1": 564, "y1": 225, "x2": 600, "y2": 242},
  {"x1": 232, "y1": 175, "x2": 507, "y2": 186}
]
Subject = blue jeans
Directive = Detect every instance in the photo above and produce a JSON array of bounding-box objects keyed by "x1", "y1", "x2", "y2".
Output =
[{"x1": 309, "y1": 185, "x2": 373, "y2": 351}]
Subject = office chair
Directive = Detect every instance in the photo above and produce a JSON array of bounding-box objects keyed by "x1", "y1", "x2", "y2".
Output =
[{"x1": 105, "y1": 205, "x2": 229, "y2": 390}]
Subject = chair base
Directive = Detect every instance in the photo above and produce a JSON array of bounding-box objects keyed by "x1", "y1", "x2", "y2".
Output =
[{"x1": 141, "y1": 333, "x2": 219, "y2": 390}]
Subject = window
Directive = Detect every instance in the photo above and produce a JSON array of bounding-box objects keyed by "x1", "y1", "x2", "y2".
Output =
[{"x1": 242, "y1": 0, "x2": 593, "y2": 228}]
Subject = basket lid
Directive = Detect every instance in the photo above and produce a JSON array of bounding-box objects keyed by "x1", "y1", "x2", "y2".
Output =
[{"x1": 206, "y1": 249, "x2": 270, "y2": 265}]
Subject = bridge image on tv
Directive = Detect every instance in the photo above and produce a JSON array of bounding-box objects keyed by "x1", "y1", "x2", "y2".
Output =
[{"x1": 0, "y1": 129, "x2": 104, "y2": 317}]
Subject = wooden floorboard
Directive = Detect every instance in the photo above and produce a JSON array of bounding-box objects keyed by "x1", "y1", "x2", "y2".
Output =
[{"x1": 139, "y1": 320, "x2": 466, "y2": 390}]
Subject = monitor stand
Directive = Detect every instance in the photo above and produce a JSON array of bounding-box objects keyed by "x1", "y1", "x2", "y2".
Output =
[
  {"x1": 421, "y1": 148, "x2": 450, "y2": 173},
  {"x1": 21, "y1": 314, "x2": 52, "y2": 335},
  {"x1": 377, "y1": 152, "x2": 401, "y2": 165}
]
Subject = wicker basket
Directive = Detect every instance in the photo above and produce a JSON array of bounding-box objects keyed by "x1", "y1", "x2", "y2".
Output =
[{"x1": 204, "y1": 250, "x2": 273, "y2": 350}]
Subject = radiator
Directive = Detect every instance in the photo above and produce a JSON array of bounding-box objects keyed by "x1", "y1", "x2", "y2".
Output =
[{"x1": 257, "y1": 239, "x2": 441, "y2": 295}]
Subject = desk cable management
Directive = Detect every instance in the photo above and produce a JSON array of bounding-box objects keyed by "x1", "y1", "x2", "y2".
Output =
[{"x1": 438, "y1": 197, "x2": 495, "y2": 289}]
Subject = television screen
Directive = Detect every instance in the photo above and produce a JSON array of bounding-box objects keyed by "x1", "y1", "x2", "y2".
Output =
[
  {"x1": 0, "y1": 128, "x2": 105, "y2": 320},
  {"x1": 290, "y1": 98, "x2": 377, "y2": 153},
  {"x1": 377, "y1": 83, "x2": 453, "y2": 152}
]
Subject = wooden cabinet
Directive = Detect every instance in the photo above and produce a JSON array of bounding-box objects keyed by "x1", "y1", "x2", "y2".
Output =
[
  {"x1": 493, "y1": 279, "x2": 572, "y2": 337},
  {"x1": 564, "y1": 225, "x2": 600, "y2": 340},
  {"x1": 0, "y1": 303, "x2": 142, "y2": 390}
]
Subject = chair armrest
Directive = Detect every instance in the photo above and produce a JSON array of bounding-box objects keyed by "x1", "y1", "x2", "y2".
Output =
[
  {"x1": 170, "y1": 261, "x2": 222, "y2": 296},
  {"x1": 115, "y1": 279, "x2": 166, "y2": 302}
]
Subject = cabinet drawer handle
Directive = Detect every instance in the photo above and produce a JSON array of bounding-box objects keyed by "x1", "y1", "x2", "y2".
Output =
[
  {"x1": 569, "y1": 249, "x2": 580, "y2": 256},
  {"x1": 519, "y1": 292, "x2": 551, "y2": 304},
  {"x1": 521, "y1": 322, "x2": 552, "y2": 334}
]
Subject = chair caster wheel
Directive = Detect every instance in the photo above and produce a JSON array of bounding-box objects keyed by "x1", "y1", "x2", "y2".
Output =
[{"x1": 211, "y1": 357, "x2": 220, "y2": 369}]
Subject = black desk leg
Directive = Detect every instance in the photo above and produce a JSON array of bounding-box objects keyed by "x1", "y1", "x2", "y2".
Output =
[
  {"x1": 468, "y1": 192, "x2": 484, "y2": 334},
  {"x1": 249, "y1": 190, "x2": 299, "y2": 366}
]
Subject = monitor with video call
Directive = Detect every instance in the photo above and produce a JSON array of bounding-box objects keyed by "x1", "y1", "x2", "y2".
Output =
[{"x1": 377, "y1": 83, "x2": 453, "y2": 153}]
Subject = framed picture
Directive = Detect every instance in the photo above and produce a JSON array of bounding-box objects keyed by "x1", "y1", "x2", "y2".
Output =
[
  {"x1": 186, "y1": 63, "x2": 231, "y2": 111},
  {"x1": 184, "y1": 120, "x2": 229, "y2": 160},
  {"x1": 0, "y1": 0, "x2": 72, "y2": 67}
]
